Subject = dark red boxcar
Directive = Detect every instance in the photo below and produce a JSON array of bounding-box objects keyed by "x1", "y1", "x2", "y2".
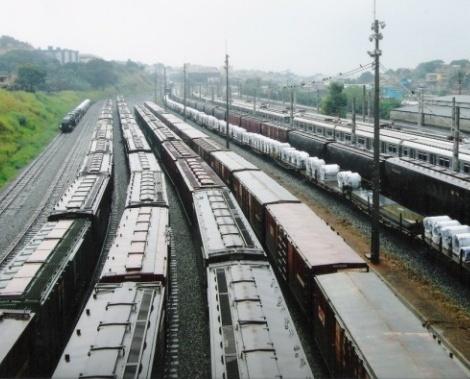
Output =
[
  {"x1": 209, "y1": 151, "x2": 259, "y2": 189},
  {"x1": 261, "y1": 122, "x2": 289, "y2": 142},
  {"x1": 240, "y1": 116, "x2": 262, "y2": 134}
]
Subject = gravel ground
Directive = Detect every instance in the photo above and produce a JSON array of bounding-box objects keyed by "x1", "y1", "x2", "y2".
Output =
[{"x1": 0, "y1": 102, "x2": 102, "y2": 255}]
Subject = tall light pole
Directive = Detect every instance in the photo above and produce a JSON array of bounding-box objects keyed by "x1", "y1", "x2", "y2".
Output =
[
  {"x1": 225, "y1": 54, "x2": 230, "y2": 149},
  {"x1": 183, "y1": 63, "x2": 188, "y2": 121},
  {"x1": 163, "y1": 66, "x2": 167, "y2": 107},
  {"x1": 368, "y1": 18, "x2": 385, "y2": 264}
]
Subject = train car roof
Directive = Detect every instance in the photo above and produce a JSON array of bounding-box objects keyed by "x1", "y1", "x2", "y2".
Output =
[
  {"x1": 151, "y1": 126, "x2": 182, "y2": 143},
  {"x1": 266, "y1": 203, "x2": 366, "y2": 270},
  {"x1": 233, "y1": 170, "x2": 299, "y2": 205},
  {"x1": 0, "y1": 309, "x2": 35, "y2": 363},
  {"x1": 0, "y1": 219, "x2": 89, "y2": 301},
  {"x1": 208, "y1": 261, "x2": 313, "y2": 379},
  {"x1": 315, "y1": 271, "x2": 469, "y2": 378},
  {"x1": 88, "y1": 138, "x2": 113, "y2": 155},
  {"x1": 192, "y1": 137, "x2": 225, "y2": 153},
  {"x1": 126, "y1": 171, "x2": 168, "y2": 209},
  {"x1": 161, "y1": 140, "x2": 198, "y2": 161},
  {"x1": 211, "y1": 151, "x2": 259, "y2": 173},
  {"x1": 101, "y1": 207, "x2": 169, "y2": 283},
  {"x1": 49, "y1": 175, "x2": 110, "y2": 220},
  {"x1": 387, "y1": 157, "x2": 470, "y2": 189},
  {"x1": 79, "y1": 152, "x2": 113, "y2": 176},
  {"x1": 53, "y1": 282, "x2": 165, "y2": 379},
  {"x1": 122, "y1": 128, "x2": 151, "y2": 153},
  {"x1": 176, "y1": 158, "x2": 226, "y2": 192},
  {"x1": 193, "y1": 189, "x2": 264, "y2": 262},
  {"x1": 91, "y1": 123, "x2": 113, "y2": 141},
  {"x1": 128, "y1": 152, "x2": 161, "y2": 173},
  {"x1": 144, "y1": 101, "x2": 165, "y2": 114}
]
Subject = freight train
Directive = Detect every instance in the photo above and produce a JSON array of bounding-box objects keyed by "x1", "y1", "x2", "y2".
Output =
[
  {"x1": 60, "y1": 99, "x2": 92, "y2": 133},
  {"x1": 53, "y1": 97, "x2": 169, "y2": 378},
  {"x1": 0, "y1": 100, "x2": 113, "y2": 377},
  {"x1": 170, "y1": 95, "x2": 470, "y2": 227},
  {"x1": 135, "y1": 104, "x2": 314, "y2": 378},
  {"x1": 141, "y1": 100, "x2": 469, "y2": 378}
]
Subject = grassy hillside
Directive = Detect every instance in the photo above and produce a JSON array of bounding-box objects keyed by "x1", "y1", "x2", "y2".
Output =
[{"x1": 0, "y1": 90, "x2": 85, "y2": 188}]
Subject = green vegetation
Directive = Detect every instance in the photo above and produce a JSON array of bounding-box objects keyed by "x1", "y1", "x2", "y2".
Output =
[
  {"x1": 0, "y1": 89, "x2": 85, "y2": 188},
  {"x1": 321, "y1": 82, "x2": 347, "y2": 117}
]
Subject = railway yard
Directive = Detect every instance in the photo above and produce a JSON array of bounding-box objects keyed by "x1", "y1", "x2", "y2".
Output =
[{"x1": 0, "y1": 93, "x2": 470, "y2": 379}]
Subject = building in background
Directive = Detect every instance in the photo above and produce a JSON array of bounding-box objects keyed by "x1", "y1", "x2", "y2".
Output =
[{"x1": 40, "y1": 46, "x2": 79, "y2": 64}]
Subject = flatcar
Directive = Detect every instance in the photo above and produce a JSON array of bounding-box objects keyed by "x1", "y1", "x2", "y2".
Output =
[
  {"x1": 87, "y1": 138, "x2": 113, "y2": 155},
  {"x1": 122, "y1": 127, "x2": 152, "y2": 153},
  {"x1": 53, "y1": 281, "x2": 166, "y2": 379},
  {"x1": 0, "y1": 219, "x2": 95, "y2": 376}
]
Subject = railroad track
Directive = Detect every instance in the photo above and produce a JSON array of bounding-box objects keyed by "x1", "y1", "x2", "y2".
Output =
[
  {"x1": 0, "y1": 110, "x2": 98, "y2": 267},
  {"x1": 0, "y1": 134, "x2": 63, "y2": 217}
]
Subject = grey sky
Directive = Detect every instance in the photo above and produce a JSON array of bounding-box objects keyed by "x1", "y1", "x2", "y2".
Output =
[{"x1": 2, "y1": 0, "x2": 469, "y2": 75}]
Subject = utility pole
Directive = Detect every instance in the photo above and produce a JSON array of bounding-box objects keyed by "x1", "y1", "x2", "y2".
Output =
[
  {"x1": 163, "y1": 66, "x2": 167, "y2": 107},
  {"x1": 368, "y1": 90, "x2": 372, "y2": 123},
  {"x1": 183, "y1": 63, "x2": 187, "y2": 121},
  {"x1": 253, "y1": 83, "x2": 257, "y2": 114},
  {"x1": 362, "y1": 85, "x2": 366, "y2": 122},
  {"x1": 367, "y1": 18, "x2": 385, "y2": 264},
  {"x1": 453, "y1": 106, "x2": 461, "y2": 171},
  {"x1": 290, "y1": 86, "x2": 294, "y2": 128},
  {"x1": 225, "y1": 54, "x2": 230, "y2": 149},
  {"x1": 317, "y1": 88, "x2": 320, "y2": 112},
  {"x1": 154, "y1": 65, "x2": 158, "y2": 103},
  {"x1": 418, "y1": 87, "x2": 424, "y2": 127},
  {"x1": 352, "y1": 97, "x2": 357, "y2": 144},
  {"x1": 450, "y1": 96, "x2": 456, "y2": 136}
]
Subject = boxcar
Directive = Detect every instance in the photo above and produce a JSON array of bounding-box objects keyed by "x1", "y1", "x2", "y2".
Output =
[
  {"x1": 314, "y1": 271, "x2": 468, "y2": 378},
  {"x1": 0, "y1": 219, "x2": 94, "y2": 376},
  {"x1": 192, "y1": 137, "x2": 226, "y2": 162},
  {"x1": 288, "y1": 130, "x2": 330, "y2": 158},
  {"x1": 160, "y1": 140, "x2": 199, "y2": 184},
  {"x1": 193, "y1": 188, "x2": 265, "y2": 264},
  {"x1": 174, "y1": 157, "x2": 226, "y2": 220},
  {"x1": 209, "y1": 150, "x2": 259, "y2": 188},
  {"x1": 207, "y1": 261, "x2": 313, "y2": 379},
  {"x1": 240, "y1": 116, "x2": 262, "y2": 133},
  {"x1": 232, "y1": 170, "x2": 299, "y2": 240},
  {"x1": 264, "y1": 202, "x2": 366, "y2": 314},
  {"x1": 385, "y1": 157, "x2": 470, "y2": 225},
  {"x1": 126, "y1": 171, "x2": 168, "y2": 209},
  {"x1": 53, "y1": 282, "x2": 166, "y2": 379},
  {"x1": 228, "y1": 112, "x2": 242, "y2": 126},
  {"x1": 128, "y1": 151, "x2": 161, "y2": 173},
  {"x1": 101, "y1": 206, "x2": 169, "y2": 284},
  {"x1": 261, "y1": 122, "x2": 289, "y2": 142}
]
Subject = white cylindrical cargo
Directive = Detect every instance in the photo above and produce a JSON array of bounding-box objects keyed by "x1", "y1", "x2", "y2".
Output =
[
  {"x1": 319, "y1": 164, "x2": 340, "y2": 182},
  {"x1": 442, "y1": 225, "x2": 470, "y2": 251},
  {"x1": 423, "y1": 216, "x2": 451, "y2": 240},
  {"x1": 431, "y1": 220, "x2": 460, "y2": 245},
  {"x1": 452, "y1": 232, "x2": 470, "y2": 256}
]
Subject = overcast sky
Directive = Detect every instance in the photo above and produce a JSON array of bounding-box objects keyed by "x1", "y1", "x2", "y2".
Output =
[{"x1": 2, "y1": 0, "x2": 469, "y2": 75}]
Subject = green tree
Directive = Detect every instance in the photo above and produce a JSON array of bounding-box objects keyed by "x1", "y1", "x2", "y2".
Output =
[
  {"x1": 80, "y1": 59, "x2": 117, "y2": 89},
  {"x1": 16, "y1": 64, "x2": 46, "y2": 92},
  {"x1": 321, "y1": 82, "x2": 347, "y2": 117}
]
